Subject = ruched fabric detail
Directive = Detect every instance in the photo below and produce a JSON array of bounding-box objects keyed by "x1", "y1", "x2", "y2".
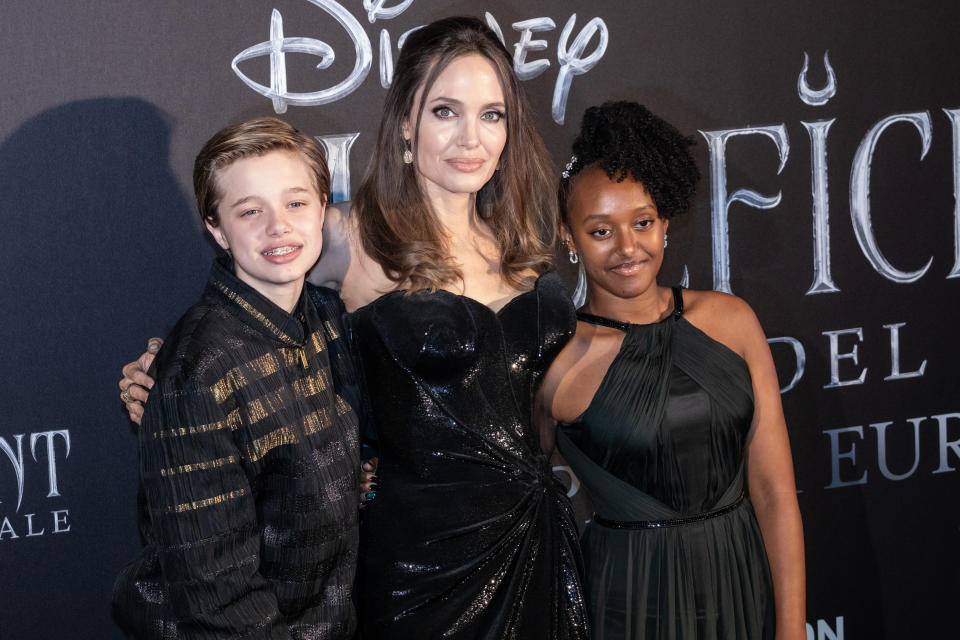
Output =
[
  {"x1": 349, "y1": 272, "x2": 590, "y2": 640},
  {"x1": 559, "y1": 289, "x2": 774, "y2": 639}
]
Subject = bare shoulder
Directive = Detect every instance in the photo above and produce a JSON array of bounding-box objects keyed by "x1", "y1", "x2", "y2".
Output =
[
  {"x1": 682, "y1": 289, "x2": 757, "y2": 323},
  {"x1": 320, "y1": 201, "x2": 357, "y2": 247},
  {"x1": 330, "y1": 202, "x2": 397, "y2": 311},
  {"x1": 324, "y1": 200, "x2": 349, "y2": 225},
  {"x1": 329, "y1": 201, "x2": 360, "y2": 245},
  {"x1": 681, "y1": 289, "x2": 764, "y2": 358},
  {"x1": 308, "y1": 201, "x2": 353, "y2": 290},
  {"x1": 330, "y1": 202, "x2": 365, "y2": 262}
]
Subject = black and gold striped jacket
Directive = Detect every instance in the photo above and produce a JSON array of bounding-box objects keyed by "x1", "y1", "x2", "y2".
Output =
[{"x1": 115, "y1": 256, "x2": 361, "y2": 640}]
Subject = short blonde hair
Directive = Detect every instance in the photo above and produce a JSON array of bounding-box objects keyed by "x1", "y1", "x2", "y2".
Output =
[{"x1": 193, "y1": 117, "x2": 329, "y2": 227}]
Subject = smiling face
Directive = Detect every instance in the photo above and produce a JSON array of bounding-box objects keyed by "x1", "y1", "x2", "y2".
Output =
[
  {"x1": 403, "y1": 53, "x2": 508, "y2": 204},
  {"x1": 563, "y1": 166, "x2": 669, "y2": 305},
  {"x1": 205, "y1": 149, "x2": 326, "y2": 311}
]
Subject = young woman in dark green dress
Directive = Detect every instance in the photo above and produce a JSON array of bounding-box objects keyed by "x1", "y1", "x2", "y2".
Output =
[{"x1": 538, "y1": 102, "x2": 806, "y2": 640}]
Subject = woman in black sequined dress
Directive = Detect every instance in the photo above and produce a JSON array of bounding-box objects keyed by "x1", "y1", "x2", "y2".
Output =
[{"x1": 316, "y1": 18, "x2": 589, "y2": 639}]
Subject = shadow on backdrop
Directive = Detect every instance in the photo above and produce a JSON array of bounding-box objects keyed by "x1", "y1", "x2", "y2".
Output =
[{"x1": 0, "y1": 97, "x2": 210, "y2": 639}]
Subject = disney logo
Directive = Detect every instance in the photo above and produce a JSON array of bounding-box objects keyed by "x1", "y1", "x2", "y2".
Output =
[{"x1": 231, "y1": 0, "x2": 608, "y2": 125}]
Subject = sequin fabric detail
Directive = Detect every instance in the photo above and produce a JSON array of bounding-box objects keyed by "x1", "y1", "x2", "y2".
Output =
[{"x1": 351, "y1": 272, "x2": 589, "y2": 640}]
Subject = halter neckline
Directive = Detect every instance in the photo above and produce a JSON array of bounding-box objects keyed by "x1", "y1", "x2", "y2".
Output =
[{"x1": 576, "y1": 286, "x2": 684, "y2": 332}]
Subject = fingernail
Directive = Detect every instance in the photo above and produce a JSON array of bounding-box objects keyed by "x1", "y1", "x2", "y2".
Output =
[{"x1": 364, "y1": 492, "x2": 376, "y2": 500}]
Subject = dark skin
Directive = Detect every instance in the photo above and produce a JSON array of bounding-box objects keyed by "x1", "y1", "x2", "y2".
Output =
[{"x1": 537, "y1": 166, "x2": 806, "y2": 640}]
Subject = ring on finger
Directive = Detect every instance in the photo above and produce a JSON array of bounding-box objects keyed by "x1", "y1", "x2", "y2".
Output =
[{"x1": 120, "y1": 389, "x2": 133, "y2": 404}]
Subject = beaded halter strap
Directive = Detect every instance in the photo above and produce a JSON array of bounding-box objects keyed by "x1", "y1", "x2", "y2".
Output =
[{"x1": 576, "y1": 287, "x2": 684, "y2": 331}]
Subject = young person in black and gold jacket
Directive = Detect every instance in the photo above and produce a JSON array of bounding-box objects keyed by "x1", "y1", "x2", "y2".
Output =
[{"x1": 114, "y1": 118, "x2": 363, "y2": 640}]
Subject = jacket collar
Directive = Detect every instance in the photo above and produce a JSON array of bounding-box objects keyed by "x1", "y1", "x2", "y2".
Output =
[{"x1": 206, "y1": 255, "x2": 308, "y2": 347}]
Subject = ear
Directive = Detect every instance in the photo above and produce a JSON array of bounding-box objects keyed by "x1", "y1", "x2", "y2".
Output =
[
  {"x1": 205, "y1": 219, "x2": 230, "y2": 251},
  {"x1": 662, "y1": 217, "x2": 670, "y2": 235},
  {"x1": 560, "y1": 224, "x2": 576, "y2": 251},
  {"x1": 401, "y1": 118, "x2": 411, "y2": 142}
]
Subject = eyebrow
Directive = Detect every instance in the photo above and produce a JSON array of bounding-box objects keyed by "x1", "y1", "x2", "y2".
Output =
[
  {"x1": 229, "y1": 187, "x2": 311, "y2": 208},
  {"x1": 428, "y1": 96, "x2": 506, "y2": 110},
  {"x1": 582, "y1": 206, "x2": 656, "y2": 222}
]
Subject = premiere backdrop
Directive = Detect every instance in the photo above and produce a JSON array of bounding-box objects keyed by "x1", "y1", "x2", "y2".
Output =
[{"x1": 1, "y1": 2, "x2": 958, "y2": 638}]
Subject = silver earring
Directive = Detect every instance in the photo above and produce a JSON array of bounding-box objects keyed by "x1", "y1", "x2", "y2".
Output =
[
  {"x1": 663, "y1": 233, "x2": 669, "y2": 249},
  {"x1": 568, "y1": 250, "x2": 579, "y2": 264}
]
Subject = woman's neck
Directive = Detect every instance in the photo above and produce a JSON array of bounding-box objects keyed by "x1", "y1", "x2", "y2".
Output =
[
  {"x1": 423, "y1": 185, "x2": 478, "y2": 236},
  {"x1": 585, "y1": 285, "x2": 672, "y2": 325},
  {"x1": 422, "y1": 186, "x2": 504, "y2": 287}
]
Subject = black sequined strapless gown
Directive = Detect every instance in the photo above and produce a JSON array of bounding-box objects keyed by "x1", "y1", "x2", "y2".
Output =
[{"x1": 348, "y1": 273, "x2": 589, "y2": 640}]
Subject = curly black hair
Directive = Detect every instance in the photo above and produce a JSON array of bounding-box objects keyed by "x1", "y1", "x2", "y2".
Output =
[{"x1": 559, "y1": 101, "x2": 700, "y2": 223}]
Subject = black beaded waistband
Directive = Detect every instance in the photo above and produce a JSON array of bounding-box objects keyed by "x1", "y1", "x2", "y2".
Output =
[{"x1": 593, "y1": 494, "x2": 745, "y2": 530}]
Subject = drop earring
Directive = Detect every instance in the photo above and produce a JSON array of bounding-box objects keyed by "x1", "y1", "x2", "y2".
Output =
[
  {"x1": 403, "y1": 140, "x2": 413, "y2": 164},
  {"x1": 568, "y1": 249, "x2": 579, "y2": 264},
  {"x1": 663, "y1": 233, "x2": 669, "y2": 249}
]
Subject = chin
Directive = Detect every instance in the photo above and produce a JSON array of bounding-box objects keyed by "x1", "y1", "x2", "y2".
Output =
[
  {"x1": 265, "y1": 262, "x2": 311, "y2": 282},
  {"x1": 444, "y1": 171, "x2": 495, "y2": 192},
  {"x1": 601, "y1": 281, "x2": 649, "y2": 300}
]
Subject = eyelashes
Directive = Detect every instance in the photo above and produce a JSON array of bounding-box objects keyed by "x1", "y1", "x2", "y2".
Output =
[
  {"x1": 432, "y1": 105, "x2": 454, "y2": 118},
  {"x1": 430, "y1": 105, "x2": 505, "y2": 122}
]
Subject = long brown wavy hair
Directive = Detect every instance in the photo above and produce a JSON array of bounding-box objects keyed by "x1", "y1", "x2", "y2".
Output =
[{"x1": 354, "y1": 16, "x2": 557, "y2": 292}]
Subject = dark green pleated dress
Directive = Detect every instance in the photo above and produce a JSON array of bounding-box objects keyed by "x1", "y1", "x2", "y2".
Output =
[{"x1": 557, "y1": 287, "x2": 775, "y2": 639}]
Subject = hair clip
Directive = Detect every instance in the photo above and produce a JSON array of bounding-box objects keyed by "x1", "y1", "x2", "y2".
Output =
[{"x1": 561, "y1": 155, "x2": 578, "y2": 179}]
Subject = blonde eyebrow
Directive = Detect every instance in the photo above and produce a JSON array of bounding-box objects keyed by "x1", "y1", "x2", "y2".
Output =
[
  {"x1": 229, "y1": 194, "x2": 257, "y2": 208},
  {"x1": 229, "y1": 187, "x2": 311, "y2": 208}
]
